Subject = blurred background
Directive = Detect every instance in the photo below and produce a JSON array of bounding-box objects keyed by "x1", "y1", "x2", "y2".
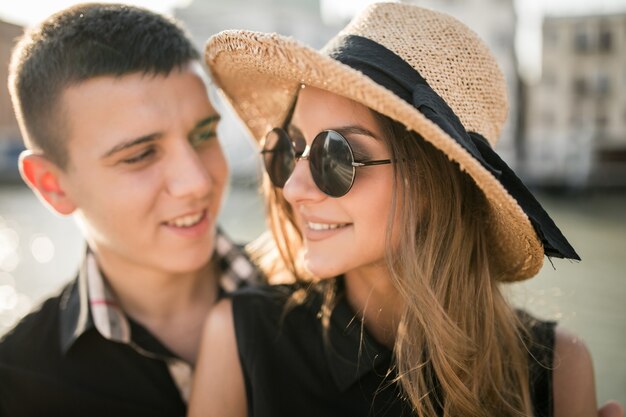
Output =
[{"x1": 0, "y1": 0, "x2": 624, "y2": 406}]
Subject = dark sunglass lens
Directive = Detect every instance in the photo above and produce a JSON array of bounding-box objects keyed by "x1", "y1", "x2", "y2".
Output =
[
  {"x1": 288, "y1": 126, "x2": 307, "y2": 157},
  {"x1": 263, "y1": 128, "x2": 295, "y2": 188},
  {"x1": 309, "y1": 131, "x2": 355, "y2": 197}
]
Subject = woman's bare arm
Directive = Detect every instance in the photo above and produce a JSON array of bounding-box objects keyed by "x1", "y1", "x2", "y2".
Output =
[
  {"x1": 553, "y1": 327, "x2": 597, "y2": 417},
  {"x1": 188, "y1": 299, "x2": 247, "y2": 417}
]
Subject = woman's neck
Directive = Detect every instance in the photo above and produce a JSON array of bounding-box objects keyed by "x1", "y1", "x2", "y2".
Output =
[{"x1": 343, "y1": 265, "x2": 404, "y2": 348}]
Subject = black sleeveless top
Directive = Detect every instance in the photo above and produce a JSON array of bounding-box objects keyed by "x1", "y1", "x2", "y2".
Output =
[{"x1": 232, "y1": 284, "x2": 555, "y2": 417}]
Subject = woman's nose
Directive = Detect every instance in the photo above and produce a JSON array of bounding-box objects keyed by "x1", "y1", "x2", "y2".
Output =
[{"x1": 281, "y1": 159, "x2": 325, "y2": 205}]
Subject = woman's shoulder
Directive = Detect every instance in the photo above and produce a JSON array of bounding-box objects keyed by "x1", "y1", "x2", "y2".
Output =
[
  {"x1": 552, "y1": 327, "x2": 596, "y2": 417},
  {"x1": 515, "y1": 310, "x2": 592, "y2": 372},
  {"x1": 516, "y1": 310, "x2": 597, "y2": 417},
  {"x1": 229, "y1": 283, "x2": 324, "y2": 338}
]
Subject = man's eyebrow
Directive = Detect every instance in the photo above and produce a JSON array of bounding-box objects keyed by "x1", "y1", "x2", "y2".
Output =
[
  {"x1": 101, "y1": 133, "x2": 162, "y2": 159},
  {"x1": 195, "y1": 114, "x2": 220, "y2": 129}
]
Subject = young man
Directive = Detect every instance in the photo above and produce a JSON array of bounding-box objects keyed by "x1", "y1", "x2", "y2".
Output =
[{"x1": 0, "y1": 4, "x2": 259, "y2": 416}]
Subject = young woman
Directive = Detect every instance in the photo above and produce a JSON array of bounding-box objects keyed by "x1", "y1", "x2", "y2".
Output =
[{"x1": 189, "y1": 4, "x2": 600, "y2": 416}]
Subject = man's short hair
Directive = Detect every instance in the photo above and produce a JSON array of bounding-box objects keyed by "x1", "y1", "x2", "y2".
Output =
[{"x1": 8, "y1": 3, "x2": 200, "y2": 169}]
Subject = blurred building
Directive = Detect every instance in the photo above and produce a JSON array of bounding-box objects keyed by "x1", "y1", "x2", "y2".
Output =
[
  {"x1": 174, "y1": 0, "x2": 342, "y2": 182},
  {"x1": 403, "y1": 0, "x2": 520, "y2": 169},
  {"x1": 174, "y1": 0, "x2": 337, "y2": 51},
  {"x1": 0, "y1": 19, "x2": 23, "y2": 182},
  {"x1": 525, "y1": 13, "x2": 626, "y2": 187}
]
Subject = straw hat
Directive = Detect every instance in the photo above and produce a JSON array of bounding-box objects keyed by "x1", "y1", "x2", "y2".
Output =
[{"x1": 205, "y1": 2, "x2": 579, "y2": 281}]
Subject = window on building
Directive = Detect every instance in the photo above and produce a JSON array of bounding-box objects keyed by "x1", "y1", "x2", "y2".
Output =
[
  {"x1": 599, "y1": 26, "x2": 613, "y2": 52},
  {"x1": 574, "y1": 27, "x2": 591, "y2": 52}
]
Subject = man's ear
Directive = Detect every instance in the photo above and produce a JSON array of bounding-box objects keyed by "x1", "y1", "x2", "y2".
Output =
[{"x1": 19, "y1": 151, "x2": 76, "y2": 215}]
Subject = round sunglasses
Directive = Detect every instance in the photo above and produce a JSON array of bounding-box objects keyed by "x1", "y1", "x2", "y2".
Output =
[{"x1": 261, "y1": 128, "x2": 392, "y2": 198}]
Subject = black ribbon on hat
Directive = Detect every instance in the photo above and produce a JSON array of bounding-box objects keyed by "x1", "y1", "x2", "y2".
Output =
[{"x1": 327, "y1": 35, "x2": 579, "y2": 260}]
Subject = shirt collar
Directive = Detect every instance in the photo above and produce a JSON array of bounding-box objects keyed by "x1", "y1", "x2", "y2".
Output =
[
  {"x1": 59, "y1": 227, "x2": 261, "y2": 354},
  {"x1": 323, "y1": 284, "x2": 393, "y2": 392},
  {"x1": 59, "y1": 257, "x2": 92, "y2": 354}
]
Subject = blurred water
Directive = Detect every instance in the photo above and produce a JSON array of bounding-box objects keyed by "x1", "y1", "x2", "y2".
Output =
[{"x1": 0, "y1": 183, "x2": 624, "y2": 405}]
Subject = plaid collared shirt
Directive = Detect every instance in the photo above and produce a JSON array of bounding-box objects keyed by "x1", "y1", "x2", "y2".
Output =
[{"x1": 67, "y1": 229, "x2": 260, "y2": 402}]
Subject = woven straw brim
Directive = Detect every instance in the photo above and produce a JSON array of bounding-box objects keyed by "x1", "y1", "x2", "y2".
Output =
[{"x1": 206, "y1": 31, "x2": 544, "y2": 282}]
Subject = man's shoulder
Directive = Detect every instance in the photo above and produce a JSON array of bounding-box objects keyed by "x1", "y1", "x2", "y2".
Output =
[{"x1": 0, "y1": 280, "x2": 75, "y2": 360}]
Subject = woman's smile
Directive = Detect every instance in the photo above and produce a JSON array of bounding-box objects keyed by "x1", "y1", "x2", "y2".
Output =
[{"x1": 302, "y1": 218, "x2": 352, "y2": 241}]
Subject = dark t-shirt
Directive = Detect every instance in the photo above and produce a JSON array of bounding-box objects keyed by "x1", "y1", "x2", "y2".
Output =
[
  {"x1": 0, "y1": 282, "x2": 184, "y2": 417},
  {"x1": 0, "y1": 231, "x2": 260, "y2": 417},
  {"x1": 232, "y1": 283, "x2": 555, "y2": 417}
]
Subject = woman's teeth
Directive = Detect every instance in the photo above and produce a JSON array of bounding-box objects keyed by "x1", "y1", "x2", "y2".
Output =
[
  {"x1": 307, "y1": 222, "x2": 348, "y2": 231},
  {"x1": 167, "y1": 211, "x2": 204, "y2": 227}
]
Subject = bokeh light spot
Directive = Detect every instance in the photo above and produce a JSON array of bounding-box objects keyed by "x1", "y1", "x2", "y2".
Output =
[{"x1": 31, "y1": 235, "x2": 55, "y2": 264}]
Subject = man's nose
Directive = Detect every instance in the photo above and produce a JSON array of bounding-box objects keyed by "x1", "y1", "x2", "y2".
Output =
[{"x1": 165, "y1": 143, "x2": 212, "y2": 200}]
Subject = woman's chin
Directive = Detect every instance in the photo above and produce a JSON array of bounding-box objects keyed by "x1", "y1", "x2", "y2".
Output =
[{"x1": 303, "y1": 257, "x2": 345, "y2": 280}]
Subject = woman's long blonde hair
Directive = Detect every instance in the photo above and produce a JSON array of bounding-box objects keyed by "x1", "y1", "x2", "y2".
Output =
[{"x1": 251, "y1": 110, "x2": 534, "y2": 417}]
